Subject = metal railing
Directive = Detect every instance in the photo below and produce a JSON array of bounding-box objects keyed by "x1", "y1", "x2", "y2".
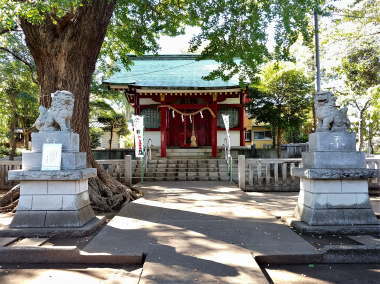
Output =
[{"x1": 223, "y1": 138, "x2": 233, "y2": 182}]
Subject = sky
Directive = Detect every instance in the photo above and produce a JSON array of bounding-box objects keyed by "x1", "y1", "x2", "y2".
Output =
[
  {"x1": 157, "y1": 0, "x2": 355, "y2": 54},
  {"x1": 158, "y1": 26, "x2": 201, "y2": 54}
]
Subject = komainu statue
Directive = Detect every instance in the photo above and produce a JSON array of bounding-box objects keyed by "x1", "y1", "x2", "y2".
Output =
[
  {"x1": 33, "y1": 90, "x2": 75, "y2": 132},
  {"x1": 315, "y1": 91, "x2": 350, "y2": 132}
]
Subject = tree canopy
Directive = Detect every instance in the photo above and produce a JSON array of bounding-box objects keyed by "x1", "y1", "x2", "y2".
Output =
[
  {"x1": 0, "y1": 0, "x2": 325, "y2": 82},
  {"x1": 247, "y1": 62, "x2": 313, "y2": 153},
  {"x1": 0, "y1": 0, "x2": 326, "y2": 210}
]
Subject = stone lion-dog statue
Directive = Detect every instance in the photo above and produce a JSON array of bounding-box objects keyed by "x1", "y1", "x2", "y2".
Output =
[
  {"x1": 315, "y1": 91, "x2": 350, "y2": 132},
  {"x1": 34, "y1": 90, "x2": 75, "y2": 132}
]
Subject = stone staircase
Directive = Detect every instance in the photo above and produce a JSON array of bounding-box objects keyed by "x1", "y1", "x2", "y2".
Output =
[
  {"x1": 133, "y1": 158, "x2": 238, "y2": 182},
  {"x1": 149, "y1": 147, "x2": 230, "y2": 159}
]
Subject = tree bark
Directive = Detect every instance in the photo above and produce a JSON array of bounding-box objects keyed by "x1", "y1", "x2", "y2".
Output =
[
  {"x1": 276, "y1": 127, "x2": 282, "y2": 158},
  {"x1": 109, "y1": 125, "x2": 114, "y2": 151},
  {"x1": 358, "y1": 111, "x2": 365, "y2": 151},
  {"x1": 18, "y1": 0, "x2": 138, "y2": 211},
  {"x1": 8, "y1": 89, "x2": 18, "y2": 160}
]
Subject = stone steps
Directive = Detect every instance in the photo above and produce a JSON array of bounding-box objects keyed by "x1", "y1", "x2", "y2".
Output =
[{"x1": 132, "y1": 158, "x2": 238, "y2": 182}]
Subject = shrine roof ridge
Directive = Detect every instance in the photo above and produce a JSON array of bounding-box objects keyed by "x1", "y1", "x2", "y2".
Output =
[{"x1": 103, "y1": 54, "x2": 242, "y2": 89}]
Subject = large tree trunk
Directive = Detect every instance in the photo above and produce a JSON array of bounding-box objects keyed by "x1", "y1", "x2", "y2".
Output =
[
  {"x1": 276, "y1": 127, "x2": 282, "y2": 158},
  {"x1": 358, "y1": 110, "x2": 365, "y2": 151},
  {"x1": 8, "y1": 90, "x2": 18, "y2": 160},
  {"x1": 19, "y1": 0, "x2": 138, "y2": 211}
]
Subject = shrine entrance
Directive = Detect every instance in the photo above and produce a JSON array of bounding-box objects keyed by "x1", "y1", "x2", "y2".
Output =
[{"x1": 168, "y1": 108, "x2": 212, "y2": 147}]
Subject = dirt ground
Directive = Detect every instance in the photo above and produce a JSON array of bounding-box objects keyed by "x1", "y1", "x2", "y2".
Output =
[
  {"x1": 266, "y1": 264, "x2": 380, "y2": 284},
  {"x1": 0, "y1": 264, "x2": 143, "y2": 284}
]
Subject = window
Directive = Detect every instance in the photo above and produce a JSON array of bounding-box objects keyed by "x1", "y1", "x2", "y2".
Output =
[
  {"x1": 141, "y1": 107, "x2": 160, "y2": 129},
  {"x1": 245, "y1": 130, "x2": 252, "y2": 142},
  {"x1": 217, "y1": 108, "x2": 239, "y2": 128},
  {"x1": 253, "y1": 131, "x2": 272, "y2": 140}
]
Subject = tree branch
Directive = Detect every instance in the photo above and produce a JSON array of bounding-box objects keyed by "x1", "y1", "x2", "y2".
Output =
[
  {"x1": 0, "y1": 46, "x2": 37, "y2": 83},
  {"x1": 0, "y1": 27, "x2": 17, "y2": 36}
]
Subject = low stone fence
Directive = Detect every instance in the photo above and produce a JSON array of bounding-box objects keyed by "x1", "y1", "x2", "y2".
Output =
[
  {"x1": 0, "y1": 155, "x2": 136, "y2": 190},
  {"x1": 238, "y1": 156, "x2": 302, "y2": 192},
  {"x1": 1, "y1": 156, "x2": 379, "y2": 192},
  {"x1": 0, "y1": 160, "x2": 22, "y2": 190},
  {"x1": 238, "y1": 156, "x2": 380, "y2": 192}
]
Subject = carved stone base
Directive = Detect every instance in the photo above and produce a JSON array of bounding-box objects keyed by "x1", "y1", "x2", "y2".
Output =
[
  {"x1": 294, "y1": 178, "x2": 379, "y2": 226},
  {"x1": 11, "y1": 205, "x2": 95, "y2": 228}
]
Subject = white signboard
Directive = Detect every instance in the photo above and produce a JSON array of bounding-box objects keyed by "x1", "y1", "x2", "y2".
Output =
[
  {"x1": 132, "y1": 115, "x2": 144, "y2": 158},
  {"x1": 222, "y1": 114, "x2": 231, "y2": 148},
  {"x1": 41, "y1": 143, "x2": 62, "y2": 171}
]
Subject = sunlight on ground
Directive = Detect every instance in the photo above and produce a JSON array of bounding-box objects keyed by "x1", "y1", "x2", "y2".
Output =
[{"x1": 0, "y1": 267, "x2": 142, "y2": 284}]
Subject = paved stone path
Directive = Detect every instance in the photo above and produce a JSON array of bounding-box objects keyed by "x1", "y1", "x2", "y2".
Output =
[{"x1": 85, "y1": 181, "x2": 318, "y2": 283}]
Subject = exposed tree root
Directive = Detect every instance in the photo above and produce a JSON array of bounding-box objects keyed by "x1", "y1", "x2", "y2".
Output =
[
  {"x1": 88, "y1": 176, "x2": 141, "y2": 212},
  {"x1": 0, "y1": 199, "x2": 18, "y2": 213},
  {"x1": 0, "y1": 184, "x2": 20, "y2": 212},
  {"x1": 88, "y1": 162, "x2": 142, "y2": 212}
]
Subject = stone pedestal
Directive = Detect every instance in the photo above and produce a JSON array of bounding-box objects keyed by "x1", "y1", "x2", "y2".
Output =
[
  {"x1": 291, "y1": 132, "x2": 380, "y2": 234},
  {"x1": 8, "y1": 131, "x2": 97, "y2": 229}
]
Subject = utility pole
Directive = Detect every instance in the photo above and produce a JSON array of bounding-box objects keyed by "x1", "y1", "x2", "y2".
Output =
[{"x1": 314, "y1": 9, "x2": 321, "y2": 93}]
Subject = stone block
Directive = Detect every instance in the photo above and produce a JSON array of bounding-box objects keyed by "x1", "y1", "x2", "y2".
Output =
[
  {"x1": 31, "y1": 131, "x2": 79, "y2": 152},
  {"x1": 356, "y1": 194, "x2": 372, "y2": 208},
  {"x1": 308, "y1": 131, "x2": 356, "y2": 152},
  {"x1": 79, "y1": 205, "x2": 96, "y2": 225},
  {"x1": 9, "y1": 168, "x2": 97, "y2": 181},
  {"x1": 297, "y1": 186, "x2": 305, "y2": 208},
  {"x1": 296, "y1": 203, "x2": 379, "y2": 226},
  {"x1": 62, "y1": 192, "x2": 90, "y2": 210},
  {"x1": 304, "y1": 192, "x2": 328, "y2": 209},
  {"x1": 45, "y1": 211, "x2": 80, "y2": 227},
  {"x1": 47, "y1": 181, "x2": 78, "y2": 194},
  {"x1": 342, "y1": 180, "x2": 368, "y2": 193},
  {"x1": 302, "y1": 151, "x2": 365, "y2": 169},
  {"x1": 327, "y1": 193, "x2": 357, "y2": 208},
  {"x1": 32, "y1": 195, "x2": 63, "y2": 210},
  {"x1": 10, "y1": 211, "x2": 47, "y2": 228},
  {"x1": 341, "y1": 209, "x2": 379, "y2": 225},
  {"x1": 22, "y1": 152, "x2": 86, "y2": 170},
  {"x1": 292, "y1": 168, "x2": 378, "y2": 180},
  {"x1": 309, "y1": 180, "x2": 342, "y2": 193},
  {"x1": 17, "y1": 195, "x2": 33, "y2": 210},
  {"x1": 300, "y1": 178, "x2": 310, "y2": 191},
  {"x1": 20, "y1": 181, "x2": 48, "y2": 195}
]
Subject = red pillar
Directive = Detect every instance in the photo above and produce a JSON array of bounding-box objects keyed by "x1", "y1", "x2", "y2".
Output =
[
  {"x1": 135, "y1": 95, "x2": 140, "y2": 114},
  {"x1": 160, "y1": 107, "x2": 167, "y2": 157},
  {"x1": 211, "y1": 104, "x2": 217, "y2": 157},
  {"x1": 240, "y1": 93, "x2": 245, "y2": 146}
]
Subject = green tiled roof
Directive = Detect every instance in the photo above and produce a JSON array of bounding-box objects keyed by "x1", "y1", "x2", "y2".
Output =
[{"x1": 103, "y1": 55, "x2": 240, "y2": 89}]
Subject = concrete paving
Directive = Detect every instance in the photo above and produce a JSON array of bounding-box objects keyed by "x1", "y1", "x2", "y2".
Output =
[{"x1": 85, "y1": 181, "x2": 318, "y2": 283}]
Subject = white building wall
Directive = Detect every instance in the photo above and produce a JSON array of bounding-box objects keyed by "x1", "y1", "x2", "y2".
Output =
[
  {"x1": 145, "y1": 131, "x2": 161, "y2": 147},
  {"x1": 219, "y1": 98, "x2": 240, "y2": 104},
  {"x1": 217, "y1": 130, "x2": 240, "y2": 146},
  {"x1": 140, "y1": 98, "x2": 159, "y2": 105}
]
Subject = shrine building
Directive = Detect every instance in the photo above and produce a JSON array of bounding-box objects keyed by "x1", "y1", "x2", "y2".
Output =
[{"x1": 103, "y1": 55, "x2": 254, "y2": 158}]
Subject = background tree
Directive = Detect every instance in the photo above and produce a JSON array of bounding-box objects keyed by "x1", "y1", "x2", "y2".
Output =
[
  {"x1": 0, "y1": 58, "x2": 38, "y2": 159},
  {"x1": 0, "y1": 0, "x2": 324, "y2": 211},
  {"x1": 318, "y1": 0, "x2": 380, "y2": 151},
  {"x1": 90, "y1": 99, "x2": 129, "y2": 151},
  {"x1": 247, "y1": 62, "x2": 313, "y2": 156},
  {"x1": 334, "y1": 44, "x2": 380, "y2": 151}
]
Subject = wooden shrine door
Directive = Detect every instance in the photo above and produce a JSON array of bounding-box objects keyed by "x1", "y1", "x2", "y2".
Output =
[{"x1": 168, "y1": 109, "x2": 211, "y2": 147}]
